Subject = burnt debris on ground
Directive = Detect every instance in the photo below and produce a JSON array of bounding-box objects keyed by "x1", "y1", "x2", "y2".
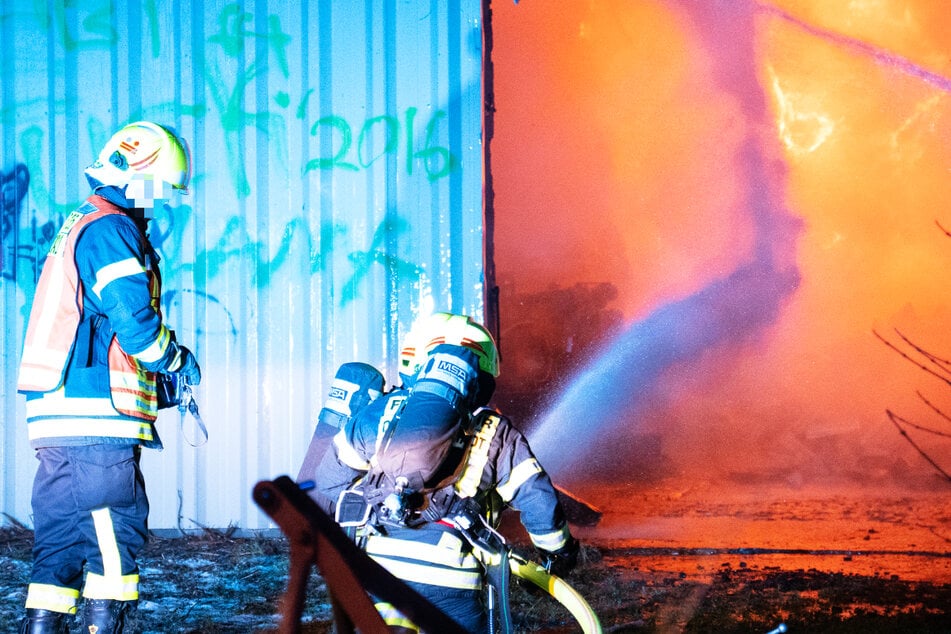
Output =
[{"x1": 2, "y1": 522, "x2": 951, "y2": 633}]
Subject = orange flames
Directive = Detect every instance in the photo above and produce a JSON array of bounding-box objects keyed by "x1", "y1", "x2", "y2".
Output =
[{"x1": 492, "y1": 0, "x2": 951, "y2": 490}]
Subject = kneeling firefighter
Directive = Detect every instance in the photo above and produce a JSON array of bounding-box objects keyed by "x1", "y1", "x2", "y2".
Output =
[{"x1": 312, "y1": 313, "x2": 580, "y2": 633}]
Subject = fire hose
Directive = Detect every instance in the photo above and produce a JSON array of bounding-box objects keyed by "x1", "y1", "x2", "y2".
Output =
[
  {"x1": 448, "y1": 507, "x2": 603, "y2": 634},
  {"x1": 507, "y1": 552, "x2": 603, "y2": 634}
]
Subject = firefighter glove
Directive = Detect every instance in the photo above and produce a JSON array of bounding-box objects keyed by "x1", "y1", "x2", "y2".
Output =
[{"x1": 175, "y1": 345, "x2": 202, "y2": 386}]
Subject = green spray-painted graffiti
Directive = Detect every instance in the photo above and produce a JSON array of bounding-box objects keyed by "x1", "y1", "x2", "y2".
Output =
[
  {"x1": 1, "y1": 1, "x2": 470, "y2": 321},
  {"x1": 3, "y1": 156, "x2": 426, "y2": 314},
  {"x1": 206, "y1": 3, "x2": 292, "y2": 198},
  {"x1": 22, "y1": 0, "x2": 162, "y2": 56},
  {"x1": 151, "y1": 202, "x2": 423, "y2": 297},
  {"x1": 4, "y1": 1, "x2": 462, "y2": 197},
  {"x1": 203, "y1": 3, "x2": 460, "y2": 195},
  {"x1": 305, "y1": 108, "x2": 458, "y2": 181},
  {"x1": 209, "y1": 4, "x2": 292, "y2": 74}
]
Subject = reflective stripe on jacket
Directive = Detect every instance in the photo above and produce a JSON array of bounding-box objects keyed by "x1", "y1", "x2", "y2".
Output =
[
  {"x1": 364, "y1": 522, "x2": 484, "y2": 591},
  {"x1": 453, "y1": 409, "x2": 572, "y2": 552},
  {"x1": 18, "y1": 196, "x2": 163, "y2": 446}
]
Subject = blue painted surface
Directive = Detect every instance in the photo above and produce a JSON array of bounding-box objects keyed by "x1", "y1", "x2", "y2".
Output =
[{"x1": 0, "y1": 0, "x2": 485, "y2": 530}]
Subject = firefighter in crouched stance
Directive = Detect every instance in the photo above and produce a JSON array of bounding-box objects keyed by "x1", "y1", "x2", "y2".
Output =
[
  {"x1": 312, "y1": 313, "x2": 579, "y2": 633},
  {"x1": 17, "y1": 122, "x2": 201, "y2": 633}
]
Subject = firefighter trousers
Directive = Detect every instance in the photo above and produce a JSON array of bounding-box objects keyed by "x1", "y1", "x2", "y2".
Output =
[{"x1": 25, "y1": 445, "x2": 149, "y2": 614}]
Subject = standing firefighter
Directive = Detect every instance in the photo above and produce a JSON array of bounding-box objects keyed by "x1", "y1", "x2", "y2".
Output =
[
  {"x1": 17, "y1": 121, "x2": 201, "y2": 634},
  {"x1": 313, "y1": 312, "x2": 579, "y2": 633}
]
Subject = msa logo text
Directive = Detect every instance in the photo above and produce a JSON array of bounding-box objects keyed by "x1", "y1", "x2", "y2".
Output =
[
  {"x1": 329, "y1": 386, "x2": 349, "y2": 401},
  {"x1": 437, "y1": 360, "x2": 468, "y2": 381}
]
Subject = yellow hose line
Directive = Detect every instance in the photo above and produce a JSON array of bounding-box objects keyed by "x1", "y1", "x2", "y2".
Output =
[{"x1": 508, "y1": 553, "x2": 603, "y2": 634}]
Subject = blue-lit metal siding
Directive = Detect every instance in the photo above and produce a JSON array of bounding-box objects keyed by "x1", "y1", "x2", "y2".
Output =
[{"x1": 0, "y1": 1, "x2": 485, "y2": 530}]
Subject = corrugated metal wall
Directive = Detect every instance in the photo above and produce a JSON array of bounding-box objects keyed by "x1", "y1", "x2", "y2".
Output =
[{"x1": 0, "y1": 0, "x2": 486, "y2": 530}]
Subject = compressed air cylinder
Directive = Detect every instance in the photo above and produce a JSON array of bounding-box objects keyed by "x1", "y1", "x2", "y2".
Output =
[{"x1": 297, "y1": 362, "x2": 385, "y2": 484}]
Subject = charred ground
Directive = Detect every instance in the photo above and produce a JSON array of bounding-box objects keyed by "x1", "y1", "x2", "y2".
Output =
[{"x1": 2, "y1": 482, "x2": 949, "y2": 633}]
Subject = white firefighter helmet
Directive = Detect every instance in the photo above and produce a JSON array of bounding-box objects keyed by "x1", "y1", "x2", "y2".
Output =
[
  {"x1": 85, "y1": 121, "x2": 190, "y2": 203},
  {"x1": 400, "y1": 312, "x2": 500, "y2": 378}
]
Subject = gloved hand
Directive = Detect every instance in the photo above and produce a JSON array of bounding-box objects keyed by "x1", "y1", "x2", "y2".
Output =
[
  {"x1": 540, "y1": 536, "x2": 580, "y2": 578},
  {"x1": 174, "y1": 345, "x2": 201, "y2": 386}
]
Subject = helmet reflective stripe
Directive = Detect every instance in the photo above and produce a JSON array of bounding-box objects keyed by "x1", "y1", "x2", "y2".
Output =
[
  {"x1": 398, "y1": 342, "x2": 420, "y2": 373},
  {"x1": 85, "y1": 121, "x2": 190, "y2": 193},
  {"x1": 401, "y1": 312, "x2": 500, "y2": 378},
  {"x1": 398, "y1": 320, "x2": 426, "y2": 379}
]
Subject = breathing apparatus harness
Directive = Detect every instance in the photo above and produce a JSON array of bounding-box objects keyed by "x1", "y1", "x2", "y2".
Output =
[{"x1": 334, "y1": 396, "x2": 478, "y2": 536}]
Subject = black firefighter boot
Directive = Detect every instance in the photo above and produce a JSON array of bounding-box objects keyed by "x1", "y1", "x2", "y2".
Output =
[
  {"x1": 18, "y1": 609, "x2": 68, "y2": 634},
  {"x1": 82, "y1": 599, "x2": 133, "y2": 634}
]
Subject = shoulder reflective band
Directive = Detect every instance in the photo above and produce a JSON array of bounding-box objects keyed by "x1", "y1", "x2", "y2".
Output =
[
  {"x1": 508, "y1": 552, "x2": 603, "y2": 634},
  {"x1": 454, "y1": 413, "x2": 501, "y2": 498}
]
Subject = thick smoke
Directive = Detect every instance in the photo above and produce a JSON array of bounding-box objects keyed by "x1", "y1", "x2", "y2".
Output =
[
  {"x1": 493, "y1": 0, "x2": 951, "y2": 491},
  {"x1": 525, "y1": 1, "x2": 803, "y2": 475}
]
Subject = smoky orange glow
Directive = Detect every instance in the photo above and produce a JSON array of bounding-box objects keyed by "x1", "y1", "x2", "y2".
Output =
[{"x1": 491, "y1": 0, "x2": 951, "y2": 492}]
